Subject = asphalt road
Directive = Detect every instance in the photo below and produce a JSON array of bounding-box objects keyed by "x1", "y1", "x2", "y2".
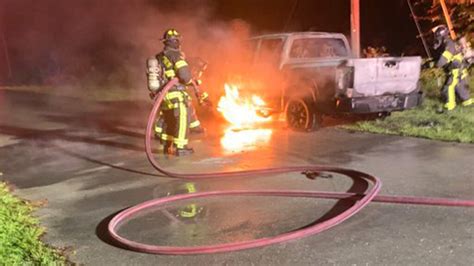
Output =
[{"x1": 0, "y1": 89, "x2": 473, "y2": 265}]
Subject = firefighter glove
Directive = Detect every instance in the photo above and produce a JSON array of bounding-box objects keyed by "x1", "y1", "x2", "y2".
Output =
[
  {"x1": 149, "y1": 92, "x2": 156, "y2": 100},
  {"x1": 198, "y1": 91, "x2": 209, "y2": 105}
]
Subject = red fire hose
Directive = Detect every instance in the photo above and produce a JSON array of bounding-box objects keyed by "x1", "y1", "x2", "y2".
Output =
[{"x1": 108, "y1": 78, "x2": 474, "y2": 255}]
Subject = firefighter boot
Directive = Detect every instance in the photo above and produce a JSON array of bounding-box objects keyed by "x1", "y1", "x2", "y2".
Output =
[
  {"x1": 163, "y1": 141, "x2": 173, "y2": 155},
  {"x1": 175, "y1": 146, "x2": 194, "y2": 156},
  {"x1": 462, "y1": 99, "x2": 473, "y2": 107}
]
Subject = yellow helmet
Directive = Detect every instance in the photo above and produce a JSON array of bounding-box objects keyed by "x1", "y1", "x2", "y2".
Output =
[{"x1": 162, "y1": 28, "x2": 181, "y2": 41}]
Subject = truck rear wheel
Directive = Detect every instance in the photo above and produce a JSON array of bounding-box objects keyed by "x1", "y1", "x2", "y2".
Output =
[{"x1": 285, "y1": 97, "x2": 321, "y2": 131}]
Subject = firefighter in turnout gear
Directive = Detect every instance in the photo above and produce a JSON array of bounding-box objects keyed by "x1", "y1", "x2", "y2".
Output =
[
  {"x1": 458, "y1": 37, "x2": 473, "y2": 107},
  {"x1": 432, "y1": 25, "x2": 472, "y2": 111},
  {"x1": 156, "y1": 29, "x2": 196, "y2": 156}
]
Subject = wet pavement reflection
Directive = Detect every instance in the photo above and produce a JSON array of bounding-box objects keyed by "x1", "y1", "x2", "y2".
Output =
[
  {"x1": 220, "y1": 127, "x2": 273, "y2": 153},
  {"x1": 117, "y1": 196, "x2": 338, "y2": 247},
  {"x1": 117, "y1": 168, "x2": 359, "y2": 247}
]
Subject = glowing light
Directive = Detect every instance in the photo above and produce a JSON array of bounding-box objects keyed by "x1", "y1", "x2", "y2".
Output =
[
  {"x1": 217, "y1": 83, "x2": 273, "y2": 152},
  {"x1": 221, "y1": 128, "x2": 272, "y2": 153},
  {"x1": 217, "y1": 84, "x2": 272, "y2": 128}
]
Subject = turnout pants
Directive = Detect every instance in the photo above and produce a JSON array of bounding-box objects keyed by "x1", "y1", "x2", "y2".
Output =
[
  {"x1": 458, "y1": 69, "x2": 473, "y2": 107},
  {"x1": 188, "y1": 103, "x2": 201, "y2": 129},
  {"x1": 155, "y1": 94, "x2": 201, "y2": 140},
  {"x1": 442, "y1": 69, "x2": 460, "y2": 110},
  {"x1": 442, "y1": 69, "x2": 473, "y2": 110},
  {"x1": 158, "y1": 89, "x2": 189, "y2": 149}
]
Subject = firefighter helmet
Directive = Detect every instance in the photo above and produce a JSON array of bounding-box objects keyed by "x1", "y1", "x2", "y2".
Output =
[
  {"x1": 162, "y1": 29, "x2": 181, "y2": 41},
  {"x1": 432, "y1": 25, "x2": 449, "y2": 49},
  {"x1": 432, "y1": 25, "x2": 449, "y2": 38},
  {"x1": 162, "y1": 28, "x2": 182, "y2": 49}
]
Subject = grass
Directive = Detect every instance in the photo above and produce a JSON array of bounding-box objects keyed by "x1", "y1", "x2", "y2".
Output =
[
  {"x1": 343, "y1": 70, "x2": 474, "y2": 143},
  {"x1": 343, "y1": 98, "x2": 474, "y2": 143},
  {"x1": 344, "y1": 98, "x2": 474, "y2": 143},
  {"x1": 0, "y1": 182, "x2": 66, "y2": 265}
]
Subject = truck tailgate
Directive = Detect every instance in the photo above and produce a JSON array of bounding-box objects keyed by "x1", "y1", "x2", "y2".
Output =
[{"x1": 351, "y1": 56, "x2": 421, "y2": 96}]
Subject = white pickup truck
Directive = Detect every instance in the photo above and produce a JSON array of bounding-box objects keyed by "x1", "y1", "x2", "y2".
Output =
[{"x1": 249, "y1": 32, "x2": 422, "y2": 131}]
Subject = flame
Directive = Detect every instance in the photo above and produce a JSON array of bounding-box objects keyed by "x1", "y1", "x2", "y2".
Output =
[
  {"x1": 217, "y1": 84, "x2": 271, "y2": 128},
  {"x1": 217, "y1": 83, "x2": 274, "y2": 152}
]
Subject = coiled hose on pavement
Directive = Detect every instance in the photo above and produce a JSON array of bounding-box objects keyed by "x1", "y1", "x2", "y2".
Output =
[{"x1": 108, "y1": 78, "x2": 474, "y2": 255}]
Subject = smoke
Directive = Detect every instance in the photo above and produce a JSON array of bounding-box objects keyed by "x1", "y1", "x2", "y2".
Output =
[
  {"x1": 1, "y1": 1, "x2": 295, "y2": 126},
  {"x1": 0, "y1": 1, "x2": 239, "y2": 85}
]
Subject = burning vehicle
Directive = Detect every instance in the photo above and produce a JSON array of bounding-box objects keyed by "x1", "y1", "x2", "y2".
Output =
[{"x1": 218, "y1": 32, "x2": 423, "y2": 131}]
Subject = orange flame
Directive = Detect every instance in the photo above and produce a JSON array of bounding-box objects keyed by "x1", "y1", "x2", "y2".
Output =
[
  {"x1": 217, "y1": 84, "x2": 271, "y2": 128},
  {"x1": 217, "y1": 83, "x2": 273, "y2": 152}
]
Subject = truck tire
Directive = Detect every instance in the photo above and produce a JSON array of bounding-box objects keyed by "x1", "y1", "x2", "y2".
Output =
[{"x1": 285, "y1": 97, "x2": 322, "y2": 131}]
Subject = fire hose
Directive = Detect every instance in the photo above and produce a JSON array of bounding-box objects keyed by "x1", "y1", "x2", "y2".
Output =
[{"x1": 108, "y1": 78, "x2": 474, "y2": 255}]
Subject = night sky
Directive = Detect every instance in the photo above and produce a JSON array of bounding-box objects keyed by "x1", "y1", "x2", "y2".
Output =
[{"x1": 212, "y1": 0, "x2": 421, "y2": 55}]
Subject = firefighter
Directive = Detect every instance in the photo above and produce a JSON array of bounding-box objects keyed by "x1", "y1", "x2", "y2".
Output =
[
  {"x1": 188, "y1": 103, "x2": 205, "y2": 133},
  {"x1": 187, "y1": 56, "x2": 209, "y2": 134},
  {"x1": 458, "y1": 61, "x2": 473, "y2": 107},
  {"x1": 458, "y1": 37, "x2": 473, "y2": 107},
  {"x1": 432, "y1": 25, "x2": 472, "y2": 111},
  {"x1": 153, "y1": 182, "x2": 204, "y2": 222},
  {"x1": 177, "y1": 182, "x2": 200, "y2": 218},
  {"x1": 154, "y1": 112, "x2": 168, "y2": 144},
  {"x1": 153, "y1": 80, "x2": 206, "y2": 147},
  {"x1": 157, "y1": 28, "x2": 196, "y2": 156}
]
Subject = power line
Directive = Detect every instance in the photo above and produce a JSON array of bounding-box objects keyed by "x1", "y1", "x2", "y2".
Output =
[{"x1": 283, "y1": 0, "x2": 299, "y2": 31}]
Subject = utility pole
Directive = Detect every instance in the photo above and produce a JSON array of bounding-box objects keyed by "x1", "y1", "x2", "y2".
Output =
[
  {"x1": 351, "y1": 0, "x2": 361, "y2": 58},
  {"x1": 1, "y1": 28, "x2": 12, "y2": 79},
  {"x1": 0, "y1": 27, "x2": 13, "y2": 78}
]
